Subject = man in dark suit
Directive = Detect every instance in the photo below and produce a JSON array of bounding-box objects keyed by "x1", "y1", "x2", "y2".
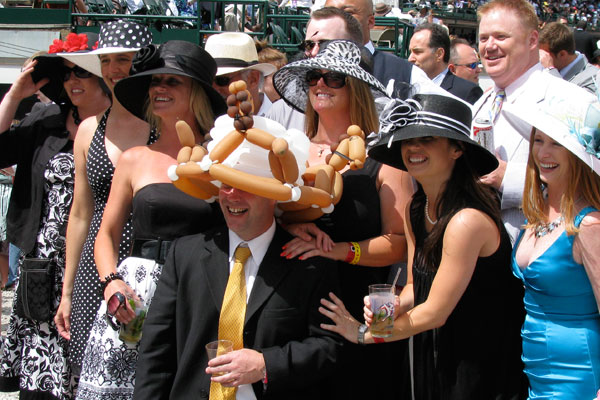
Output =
[
  {"x1": 133, "y1": 125, "x2": 341, "y2": 399},
  {"x1": 408, "y1": 22, "x2": 483, "y2": 104}
]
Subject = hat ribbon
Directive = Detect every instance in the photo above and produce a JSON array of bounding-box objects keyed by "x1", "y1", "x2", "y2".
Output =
[
  {"x1": 571, "y1": 119, "x2": 600, "y2": 159},
  {"x1": 378, "y1": 97, "x2": 419, "y2": 135},
  {"x1": 413, "y1": 111, "x2": 471, "y2": 137},
  {"x1": 215, "y1": 58, "x2": 258, "y2": 68}
]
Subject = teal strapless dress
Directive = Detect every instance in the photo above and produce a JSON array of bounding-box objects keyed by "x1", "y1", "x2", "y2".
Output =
[{"x1": 512, "y1": 207, "x2": 600, "y2": 399}]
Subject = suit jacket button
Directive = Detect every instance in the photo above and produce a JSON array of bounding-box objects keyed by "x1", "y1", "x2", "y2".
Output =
[{"x1": 200, "y1": 389, "x2": 208, "y2": 398}]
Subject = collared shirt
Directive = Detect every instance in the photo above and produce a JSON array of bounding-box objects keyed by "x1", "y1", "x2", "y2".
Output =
[
  {"x1": 256, "y1": 93, "x2": 272, "y2": 117},
  {"x1": 432, "y1": 67, "x2": 449, "y2": 86},
  {"x1": 227, "y1": 219, "x2": 276, "y2": 400},
  {"x1": 560, "y1": 51, "x2": 584, "y2": 78}
]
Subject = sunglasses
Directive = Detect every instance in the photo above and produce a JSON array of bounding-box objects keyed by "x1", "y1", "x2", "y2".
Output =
[
  {"x1": 62, "y1": 65, "x2": 93, "y2": 82},
  {"x1": 455, "y1": 62, "x2": 480, "y2": 70},
  {"x1": 305, "y1": 70, "x2": 347, "y2": 89},
  {"x1": 299, "y1": 39, "x2": 331, "y2": 52},
  {"x1": 107, "y1": 291, "x2": 126, "y2": 317}
]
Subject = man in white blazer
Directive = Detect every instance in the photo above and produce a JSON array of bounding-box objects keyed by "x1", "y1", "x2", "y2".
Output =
[{"x1": 472, "y1": 0, "x2": 595, "y2": 244}]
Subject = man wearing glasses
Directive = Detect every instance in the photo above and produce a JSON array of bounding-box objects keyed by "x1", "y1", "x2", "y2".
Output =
[
  {"x1": 205, "y1": 32, "x2": 277, "y2": 117},
  {"x1": 449, "y1": 37, "x2": 482, "y2": 85}
]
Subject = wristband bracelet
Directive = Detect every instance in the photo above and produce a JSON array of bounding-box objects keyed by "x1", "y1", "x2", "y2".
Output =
[
  {"x1": 373, "y1": 337, "x2": 385, "y2": 344},
  {"x1": 100, "y1": 272, "x2": 124, "y2": 294},
  {"x1": 349, "y1": 241, "x2": 361, "y2": 265}
]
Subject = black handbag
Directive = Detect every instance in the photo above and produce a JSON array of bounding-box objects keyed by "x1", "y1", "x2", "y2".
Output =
[{"x1": 15, "y1": 258, "x2": 55, "y2": 322}]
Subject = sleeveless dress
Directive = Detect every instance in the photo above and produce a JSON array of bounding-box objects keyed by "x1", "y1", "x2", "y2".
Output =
[
  {"x1": 69, "y1": 110, "x2": 157, "y2": 376},
  {"x1": 512, "y1": 207, "x2": 600, "y2": 399},
  {"x1": 76, "y1": 183, "x2": 223, "y2": 400},
  {"x1": 411, "y1": 201, "x2": 526, "y2": 400},
  {"x1": 0, "y1": 147, "x2": 76, "y2": 399},
  {"x1": 316, "y1": 157, "x2": 411, "y2": 400}
]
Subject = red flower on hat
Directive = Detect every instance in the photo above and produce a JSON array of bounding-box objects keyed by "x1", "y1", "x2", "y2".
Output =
[
  {"x1": 48, "y1": 33, "x2": 94, "y2": 53},
  {"x1": 63, "y1": 33, "x2": 90, "y2": 52},
  {"x1": 48, "y1": 38, "x2": 66, "y2": 54}
]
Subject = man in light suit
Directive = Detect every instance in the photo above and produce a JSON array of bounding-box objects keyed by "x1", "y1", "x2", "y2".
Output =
[
  {"x1": 408, "y1": 23, "x2": 483, "y2": 104},
  {"x1": 133, "y1": 119, "x2": 341, "y2": 399},
  {"x1": 539, "y1": 22, "x2": 599, "y2": 95},
  {"x1": 472, "y1": 0, "x2": 595, "y2": 243}
]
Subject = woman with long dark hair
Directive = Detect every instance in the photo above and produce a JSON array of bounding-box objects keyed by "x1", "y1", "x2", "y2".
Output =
[{"x1": 320, "y1": 93, "x2": 527, "y2": 399}]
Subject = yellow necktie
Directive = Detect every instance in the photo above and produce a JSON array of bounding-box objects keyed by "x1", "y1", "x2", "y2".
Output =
[{"x1": 210, "y1": 245, "x2": 252, "y2": 400}]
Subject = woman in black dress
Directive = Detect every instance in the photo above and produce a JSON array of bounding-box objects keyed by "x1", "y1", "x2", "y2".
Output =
[{"x1": 320, "y1": 94, "x2": 527, "y2": 400}]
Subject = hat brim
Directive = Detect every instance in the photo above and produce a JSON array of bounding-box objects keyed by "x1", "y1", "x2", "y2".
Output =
[
  {"x1": 217, "y1": 63, "x2": 278, "y2": 77},
  {"x1": 114, "y1": 67, "x2": 227, "y2": 121},
  {"x1": 273, "y1": 61, "x2": 387, "y2": 113},
  {"x1": 60, "y1": 47, "x2": 141, "y2": 78},
  {"x1": 368, "y1": 124, "x2": 499, "y2": 176},
  {"x1": 504, "y1": 104, "x2": 600, "y2": 176}
]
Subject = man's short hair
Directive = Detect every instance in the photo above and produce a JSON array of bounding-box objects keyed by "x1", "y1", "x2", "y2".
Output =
[
  {"x1": 414, "y1": 22, "x2": 451, "y2": 63},
  {"x1": 310, "y1": 6, "x2": 364, "y2": 45},
  {"x1": 449, "y1": 37, "x2": 472, "y2": 64},
  {"x1": 539, "y1": 22, "x2": 575, "y2": 55},
  {"x1": 478, "y1": 0, "x2": 539, "y2": 32}
]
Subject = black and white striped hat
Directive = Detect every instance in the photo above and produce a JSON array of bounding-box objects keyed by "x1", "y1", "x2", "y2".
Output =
[
  {"x1": 60, "y1": 20, "x2": 153, "y2": 77},
  {"x1": 368, "y1": 94, "x2": 499, "y2": 176}
]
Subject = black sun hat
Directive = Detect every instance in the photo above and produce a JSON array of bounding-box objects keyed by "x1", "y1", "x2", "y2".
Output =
[
  {"x1": 368, "y1": 93, "x2": 499, "y2": 176},
  {"x1": 114, "y1": 40, "x2": 227, "y2": 120}
]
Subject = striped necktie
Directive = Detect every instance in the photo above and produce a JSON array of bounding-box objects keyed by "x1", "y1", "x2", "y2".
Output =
[
  {"x1": 489, "y1": 89, "x2": 506, "y2": 123},
  {"x1": 210, "y1": 245, "x2": 252, "y2": 400}
]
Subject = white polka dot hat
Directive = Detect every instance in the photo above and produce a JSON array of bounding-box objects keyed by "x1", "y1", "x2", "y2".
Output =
[{"x1": 60, "y1": 20, "x2": 153, "y2": 78}]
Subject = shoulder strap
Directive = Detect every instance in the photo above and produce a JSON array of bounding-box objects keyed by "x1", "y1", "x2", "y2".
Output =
[{"x1": 574, "y1": 206, "x2": 598, "y2": 228}]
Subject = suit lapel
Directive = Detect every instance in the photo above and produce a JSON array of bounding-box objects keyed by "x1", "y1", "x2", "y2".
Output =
[
  {"x1": 245, "y1": 226, "x2": 291, "y2": 324},
  {"x1": 200, "y1": 227, "x2": 230, "y2": 312}
]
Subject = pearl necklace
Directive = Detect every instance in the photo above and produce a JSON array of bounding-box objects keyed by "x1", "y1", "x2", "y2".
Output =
[
  {"x1": 425, "y1": 196, "x2": 437, "y2": 225},
  {"x1": 534, "y1": 215, "x2": 564, "y2": 238}
]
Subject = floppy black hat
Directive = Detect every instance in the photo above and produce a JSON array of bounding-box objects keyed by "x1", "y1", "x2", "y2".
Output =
[
  {"x1": 114, "y1": 40, "x2": 227, "y2": 120},
  {"x1": 368, "y1": 94, "x2": 499, "y2": 176},
  {"x1": 31, "y1": 32, "x2": 100, "y2": 104}
]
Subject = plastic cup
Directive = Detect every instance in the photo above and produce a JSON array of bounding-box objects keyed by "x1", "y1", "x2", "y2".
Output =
[
  {"x1": 119, "y1": 297, "x2": 147, "y2": 344},
  {"x1": 205, "y1": 339, "x2": 234, "y2": 360},
  {"x1": 369, "y1": 284, "x2": 395, "y2": 338}
]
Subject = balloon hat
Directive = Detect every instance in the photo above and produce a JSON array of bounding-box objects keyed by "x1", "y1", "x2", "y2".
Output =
[{"x1": 168, "y1": 80, "x2": 368, "y2": 223}]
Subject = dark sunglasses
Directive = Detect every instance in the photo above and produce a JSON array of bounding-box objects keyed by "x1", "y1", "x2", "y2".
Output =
[
  {"x1": 215, "y1": 75, "x2": 233, "y2": 87},
  {"x1": 107, "y1": 291, "x2": 126, "y2": 317},
  {"x1": 299, "y1": 39, "x2": 331, "y2": 52},
  {"x1": 455, "y1": 62, "x2": 479, "y2": 70},
  {"x1": 305, "y1": 70, "x2": 347, "y2": 89},
  {"x1": 62, "y1": 65, "x2": 93, "y2": 82}
]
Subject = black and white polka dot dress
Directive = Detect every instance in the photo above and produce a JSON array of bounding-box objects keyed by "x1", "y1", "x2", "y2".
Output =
[{"x1": 69, "y1": 109, "x2": 157, "y2": 375}]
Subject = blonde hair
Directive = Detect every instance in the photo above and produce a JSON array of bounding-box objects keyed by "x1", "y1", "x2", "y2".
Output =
[
  {"x1": 478, "y1": 0, "x2": 539, "y2": 32},
  {"x1": 255, "y1": 39, "x2": 287, "y2": 70},
  {"x1": 145, "y1": 79, "x2": 215, "y2": 134},
  {"x1": 305, "y1": 76, "x2": 379, "y2": 139},
  {"x1": 522, "y1": 128, "x2": 600, "y2": 235}
]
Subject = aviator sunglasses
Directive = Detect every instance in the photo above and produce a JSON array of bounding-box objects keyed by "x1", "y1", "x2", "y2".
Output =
[
  {"x1": 62, "y1": 65, "x2": 93, "y2": 82},
  {"x1": 305, "y1": 69, "x2": 347, "y2": 89}
]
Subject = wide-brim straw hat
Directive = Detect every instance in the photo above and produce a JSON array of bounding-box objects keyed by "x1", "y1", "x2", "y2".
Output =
[
  {"x1": 369, "y1": 93, "x2": 499, "y2": 176},
  {"x1": 503, "y1": 80, "x2": 600, "y2": 176},
  {"x1": 60, "y1": 20, "x2": 153, "y2": 78},
  {"x1": 204, "y1": 32, "x2": 277, "y2": 77},
  {"x1": 114, "y1": 40, "x2": 227, "y2": 120},
  {"x1": 31, "y1": 32, "x2": 101, "y2": 104},
  {"x1": 272, "y1": 40, "x2": 387, "y2": 113}
]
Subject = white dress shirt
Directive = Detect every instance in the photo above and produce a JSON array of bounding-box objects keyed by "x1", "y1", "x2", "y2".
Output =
[{"x1": 227, "y1": 219, "x2": 276, "y2": 400}]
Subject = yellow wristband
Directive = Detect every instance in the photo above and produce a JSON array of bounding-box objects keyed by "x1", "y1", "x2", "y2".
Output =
[{"x1": 350, "y1": 241, "x2": 361, "y2": 265}]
